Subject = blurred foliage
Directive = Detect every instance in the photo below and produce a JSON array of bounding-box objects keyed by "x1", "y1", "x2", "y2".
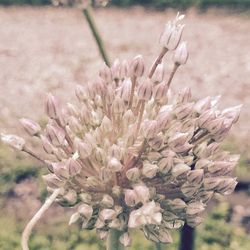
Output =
[{"x1": 1, "y1": 0, "x2": 250, "y2": 9}]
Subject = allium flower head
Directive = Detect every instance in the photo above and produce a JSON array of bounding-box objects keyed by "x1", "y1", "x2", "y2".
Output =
[{"x1": 1, "y1": 14, "x2": 241, "y2": 249}]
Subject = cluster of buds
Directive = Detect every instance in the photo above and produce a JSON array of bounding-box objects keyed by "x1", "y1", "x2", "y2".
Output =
[{"x1": 1, "y1": 13, "x2": 241, "y2": 248}]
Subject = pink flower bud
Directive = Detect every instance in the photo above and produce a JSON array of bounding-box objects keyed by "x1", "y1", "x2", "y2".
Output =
[
  {"x1": 99, "y1": 62, "x2": 113, "y2": 83},
  {"x1": 67, "y1": 158, "x2": 82, "y2": 176},
  {"x1": 45, "y1": 93, "x2": 59, "y2": 119},
  {"x1": 194, "y1": 96, "x2": 211, "y2": 114},
  {"x1": 167, "y1": 24, "x2": 185, "y2": 50},
  {"x1": 172, "y1": 163, "x2": 190, "y2": 177},
  {"x1": 126, "y1": 167, "x2": 140, "y2": 182},
  {"x1": 68, "y1": 116, "x2": 82, "y2": 134},
  {"x1": 203, "y1": 177, "x2": 221, "y2": 191},
  {"x1": 187, "y1": 169, "x2": 204, "y2": 185},
  {"x1": 20, "y1": 118, "x2": 41, "y2": 136},
  {"x1": 52, "y1": 162, "x2": 69, "y2": 180},
  {"x1": 158, "y1": 228, "x2": 173, "y2": 243},
  {"x1": 1, "y1": 133, "x2": 25, "y2": 151},
  {"x1": 222, "y1": 105, "x2": 242, "y2": 124},
  {"x1": 129, "y1": 55, "x2": 145, "y2": 77},
  {"x1": 148, "y1": 136, "x2": 163, "y2": 150},
  {"x1": 143, "y1": 120, "x2": 159, "y2": 138},
  {"x1": 42, "y1": 173, "x2": 64, "y2": 188},
  {"x1": 101, "y1": 194, "x2": 114, "y2": 208},
  {"x1": 198, "y1": 109, "x2": 216, "y2": 128},
  {"x1": 69, "y1": 212, "x2": 80, "y2": 225},
  {"x1": 142, "y1": 162, "x2": 158, "y2": 178},
  {"x1": 99, "y1": 209, "x2": 117, "y2": 221},
  {"x1": 153, "y1": 82, "x2": 168, "y2": 101},
  {"x1": 120, "y1": 79, "x2": 132, "y2": 102},
  {"x1": 173, "y1": 41, "x2": 188, "y2": 65},
  {"x1": 152, "y1": 64, "x2": 164, "y2": 83},
  {"x1": 134, "y1": 185, "x2": 150, "y2": 203},
  {"x1": 181, "y1": 182, "x2": 199, "y2": 197},
  {"x1": 174, "y1": 102, "x2": 194, "y2": 120},
  {"x1": 75, "y1": 84, "x2": 88, "y2": 102},
  {"x1": 124, "y1": 189, "x2": 138, "y2": 207},
  {"x1": 119, "y1": 232, "x2": 132, "y2": 247},
  {"x1": 108, "y1": 157, "x2": 123, "y2": 172},
  {"x1": 78, "y1": 141, "x2": 92, "y2": 159},
  {"x1": 186, "y1": 216, "x2": 203, "y2": 227},
  {"x1": 40, "y1": 135, "x2": 54, "y2": 154},
  {"x1": 78, "y1": 204, "x2": 93, "y2": 220},
  {"x1": 137, "y1": 79, "x2": 153, "y2": 101},
  {"x1": 158, "y1": 157, "x2": 173, "y2": 174},
  {"x1": 111, "y1": 59, "x2": 121, "y2": 80},
  {"x1": 46, "y1": 123, "x2": 65, "y2": 147},
  {"x1": 186, "y1": 202, "x2": 205, "y2": 216},
  {"x1": 216, "y1": 178, "x2": 237, "y2": 195},
  {"x1": 205, "y1": 117, "x2": 224, "y2": 134},
  {"x1": 120, "y1": 59, "x2": 129, "y2": 79}
]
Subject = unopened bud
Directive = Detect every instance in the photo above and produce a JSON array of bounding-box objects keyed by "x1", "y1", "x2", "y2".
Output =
[
  {"x1": 222, "y1": 105, "x2": 242, "y2": 124},
  {"x1": 173, "y1": 41, "x2": 188, "y2": 65},
  {"x1": 174, "y1": 102, "x2": 194, "y2": 120},
  {"x1": 153, "y1": 82, "x2": 168, "y2": 101},
  {"x1": 129, "y1": 55, "x2": 145, "y2": 77},
  {"x1": 108, "y1": 157, "x2": 123, "y2": 172},
  {"x1": 1, "y1": 133, "x2": 25, "y2": 151},
  {"x1": 152, "y1": 64, "x2": 164, "y2": 83},
  {"x1": 143, "y1": 120, "x2": 159, "y2": 138},
  {"x1": 186, "y1": 202, "x2": 205, "y2": 216},
  {"x1": 101, "y1": 194, "x2": 114, "y2": 208},
  {"x1": 20, "y1": 118, "x2": 41, "y2": 136},
  {"x1": 78, "y1": 204, "x2": 93, "y2": 220},
  {"x1": 120, "y1": 59, "x2": 129, "y2": 79},
  {"x1": 138, "y1": 79, "x2": 153, "y2": 101},
  {"x1": 40, "y1": 135, "x2": 54, "y2": 154},
  {"x1": 119, "y1": 232, "x2": 132, "y2": 247},
  {"x1": 75, "y1": 84, "x2": 88, "y2": 102},
  {"x1": 172, "y1": 163, "x2": 190, "y2": 177},
  {"x1": 69, "y1": 212, "x2": 80, "y2": 225},
  {"x1": 216, "y1": 178, "x2": 237, "y2": 195},
  {"x1": 99, "y1": 62, "x2": 113, "y2": 83},
  {"x1": 78, "y1": 141, "x2": 92, "y2": 159},
  {"x1": 158, "y1": 157, "x2": 173, "y2": 174},
  {"x1": 99, "y1": 209, "x2": 117, "y2": 221},
  {"x1": 100, "y1": 116, "x2": 112, "y2": 134},
  {"x1": 126, "y1": 168, "x2": 140, "y2": 182},
  {"x1": 203, "y1": 177, "x2": 221, "y2": 190},
  {"x1": 142, "y1": 162, "x2": 158, "y2": 178},
  {"x1": 42, "y1": 173, "x2": 64, "y2": 188},
  {"x1": 181, "y1": 182, "x2": 199, "y2": 197},
  {"x1": 187, "y1": 169, "x2": 204, "y2": 185},
  {"x1": 120, "y1": 79, "x2": 132, "y2": 102},
  {"x1": 45, "y1": 93, "x2": 59, "y2": 119},
  {"x1": 124, "y1": 189, "x2": 138, "y2": 206},
  {"x1": 134, "y1": 185, "x2": 150, "y2": 203},
  {"x1": 67, "y1": 158, "x2": 82, "y2": 176},
  {"x1": 186, "y1": 216, "x2": 203, "y2": 227},
  {"x1": 46, "y1": 124, "x2": 65, "y2": 147},
  {"x1": 198, "y1": 109, "x2": 216, "y2": 128},
  {"x1": 111, "y1": 59, "x2": 121, "y2": 80},
  {"x1": 52, "y1": 162, "x2": 69, "y2": 180}
]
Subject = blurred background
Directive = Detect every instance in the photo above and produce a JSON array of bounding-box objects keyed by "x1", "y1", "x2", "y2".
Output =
[{"x1": 0, "y1": 0, "x2": 250, "y2": 249}]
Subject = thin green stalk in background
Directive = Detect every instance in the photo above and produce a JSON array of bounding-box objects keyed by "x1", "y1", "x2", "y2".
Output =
[
  {"x1": 83, "y1": 7, "x2": 110, "y2": 66},
  {"x1": 107, "y1": 229, "x2": 124, "y2": 250},
  {"x1": 156, "y1": 242, "x2": 162, "y2": 250}
]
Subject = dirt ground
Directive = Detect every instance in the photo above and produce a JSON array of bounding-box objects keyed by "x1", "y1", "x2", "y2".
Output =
[{"x1": 0, "y1": 6, "x2": 250, "y2": 156}]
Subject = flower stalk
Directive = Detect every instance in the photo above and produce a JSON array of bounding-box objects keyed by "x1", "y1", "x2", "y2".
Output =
[
  {"x1": 21, "y1": 188, "x2": 62, "y2": 250},
  {"x1": 107, "y1": 229, "x2": 124, "y2": 250}
]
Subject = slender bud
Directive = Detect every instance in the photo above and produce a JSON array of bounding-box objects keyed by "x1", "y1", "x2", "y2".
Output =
[
  {"x1": 69, "y1": 212, "x2": 80, "y2": 225},
  {"x1": 138, "y1": 79, "x2": 153, "y2": 101},
  {"x1": 120, "y1": 59, "x2": 129, "y2": 79},
  {"x1": 75, "y1": 84, "x2": 88, "y2": 102},
  {"x1": 99, "y1": 63, "x2": 113, "y2": 83},
  {"x1": 68, "y1": 158, "x2": 82, "y2": 176},
  {"x1": 45, "y1": 93, "x2": 59, "y2": 119},
  {"x1": 173, "y1": 42, "x2": 188, "y2": 65},
  {"x1": 153, "y1": 82, "x2": 168, "y2": 101},
  {"x1": 216, "y1": 178, "x2": 237, "y2": 195},
  {"x1": 222, "y1": 105, "x2": 242, "y2": 124},
  {"x1": 152, "y1": 64, "x2": 164, "y2": 83},
  {"x1": 172, "y1": 163, "x2": 190, "y2": 177},
  {"x1": 42, "y1": 173, "x2": 64, "y2": 189},
  {"x1": 120, "y1": 79, "x2": 132, "y2": 102},
  {"x1": 129, "y1": 55, "x2": 145, "y2": 77},
  {"x1": 1, "y1": 133, "x2": 25, "y2": 151},
  {"x1": 158, "y1": 157, "x2": 173, "y2": 174},
  {"x1": 112, "y1": 96, "x2": 125, "y2": 114},
  {"x1": 52, "y1": 162, "x2": 69, "y2": 180},
  {"x1": 46, "y1": 124, "x2": 65, "y2": 147},
  {"x1": 20, "y1": 118, "x2": 41, "y2": 136},
  {"x1": 40, "y1": 135, "x2": 54, "y2": 154}
]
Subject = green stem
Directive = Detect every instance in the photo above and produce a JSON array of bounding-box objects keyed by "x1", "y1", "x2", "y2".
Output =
[
  {"x1": 107, "y1": 229, "x2": 124, "y2": 250},
  {"x1": 83, "y1": 7, "x2": 110, "y2": 66},
  {"x1": 156, "y1": 242, "x2": 163, "y2": 250}
]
